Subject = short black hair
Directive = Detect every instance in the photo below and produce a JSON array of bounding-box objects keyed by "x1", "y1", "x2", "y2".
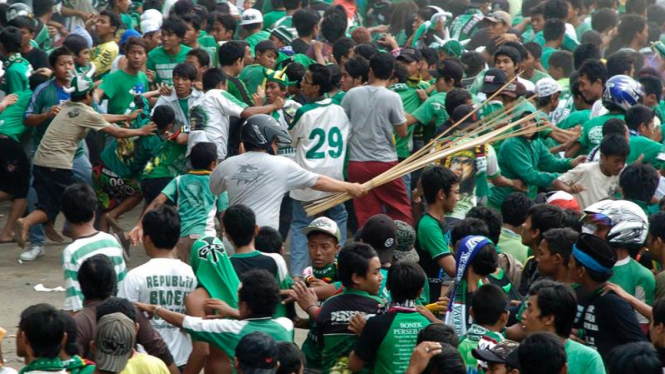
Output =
[
  {"x1": 471, "y1": 284, "x2": 508, "y2": 326},
  {"x1": 606, "y1": 51, "x2": 636, "y2": 77},
  {"x1": 387, "y1": 261, "x2": 426, "y2": 303},
  {"x1": 9, "y1": 16, "x2": 35, "y2": 33},
  {"x1": 19, "y1": 304, "x2": 66, "y2": 359},
  {"x1": 609, "y1": 14, "x2": 647, "y2": 56},
  {"x1": 620, "y1": 163, "x2": 659, "y2": 203},
  {"x1": 542, "y1": 228, "x2": 579, "y2": 266},
  {"x1": 421, "y1": 166, "x2": 459, "y2": 205},
  {"x1": 100, "y1": 10, "x2": 121, "y2": 35},
  {"x1": 529, "y1": 280, "x2": 577, "y2": 337},
  {"x1": 142, "y1": 204, "x2": 181, "y2": 249},
  {"x1": 78, "y1": 254, "x2": 117, "y2": 301},
  {"x1": 426, "y1": 344, "x2": 467, "y2": 374},
  {"x1": 338, "y1": 242, "x2": 378, "y2": 288},
  {"x1": 0, "y1": 26, "x2": 22, "y2": 53},
  {"x1": 96, "y1": 297, "x2": 137, "y2": 323},
  {"x1": 650, "y1": 211, "x2": 665, "y2": 244},
  {"x1": 344, "y1": 55, "x2": 370, "y2": 83},
  {"x1": 627, "y1": 0, "x2": 648, "y2": 15},
  {"x1": 649, "y1": 4, "x2": 665, "y2": 26},
  {"x1": 369, "y1": 52, "x2": 395, "y2": 80},
  {"x1": 543, "y1": 0, "x2": 568, "y2": 20},
  {"x1": 328, "y1": 64, "x2": 342, "y2": 89},
  {"x1": 519, "y1": 332, "x2": 567, "y2": 374},
  {"x1": 421, "y1": 47, "x2": 438, "y2": 67},
  {"x1": 321, "y1": 5, "x2": 348, "y2": 43},
  {"x1": 592, "y1": 8, "x2": 619, "y2": 33},
  {"x1": 172, "y1": 0, "x2": 195, "y2": 15},
  {"x1": 444, "y1": 89, "x2": 472, "y2": 117},
  {"x1": 61, "y1": 312, "x2": 79, "y2": 356},
  {"x1": 61, "y1": 183, "x2": 97, "y2": 224},
  {"x1": 607, "y1": 342, "x2": 662, "y2": 374},
  {"x1": 502, "y1": 192, "x2": 534, "y2": 227},
  {"x1": 152, "y1": 105, "x2": 176, "y2": 129},
  {"x1": 173, "y1": 62, "x2": 198, "y2": 81},
  {"x1": 181, "y1": 13, "x2": 203, "y2": 31},
  {"x1": 222, "y1": 204, "x2": 256, "y2": 247},
  {"x1": 218, "y1": 41, "x2": 245, "y2": 66},
  {"x1": 600, "y1": 133, "x2": 630, "y2": 159},
  {"x1": 472, "y1": 241, "x2": 499, "y2": 276},
  {"x1": 162, "y1": 17, "x2": 188, "y2": 38},
  {"x1": 581, "y1": 29, "x2": 603, "y2": 45},
  {"x1": 653, "y1": 298, "x2": 665, "y2": 326},
  {"x1": 283, "y1": 0, "x2": 301, "y2": 11},
  {"x1": 239, "y1": 269, "x2": 280, "y2": 317},
  {"x1": 451, "y1": 218, "x2": 490, "y2": 245},
  {"x1": 529, "y1": 204, "x2": 567, "y2": 237},
  {"x1": 213, "y1": 13, "x2": 237, "y2": 32},
  {"x1": 48, "y1": 46, "x2": 73, "y2": 70},
  {"x1": 332, "y1": 37, "x2": 356, "y2": 65},
  {"x1": 639, "y1": 75, "x2": 663, "y2": 102},
  {"x1": 578, "y1": 59, "x2": 608, "y2": 86},
  {"x1": 34, "y1": 0, "x2": 56, "y2": 17},
  {"x1": 392, "y1": 63, "x2": 408, "y2": 84},
  {"x1": 355, "y1": 43, "x2": 379, "y2": 61},
  {"x1": 187, "y1": 48, "x2": 211, "y2": 68},
  {"x1": 461, "y1": 51, "x2": 485, "y2": 77},
  {"x1": 574, "y1": 43, "x2": 601, "y2": 70},
  {"x1": 63, "y1": 34, "x2": 90, "y2": 57},
  {"x1": 466, "y1": 206, "x2": 502, "y2": 244},
  {"x1": 417, "y1": 324, "x2": 459, "y2": 347},
  {"x1": 309, "y1": 63, "x2": 332, "y2": 96},
  {"x1": 190, "y1": 142, "x2": 217, "y2": 169},
  {"x1": 549, "y1": 50, "x2": 573, "y2": 76},
  {"x1": 256, "y1": 40, "x2": 278, "y2": 55},
  {"x1": 284, "y1": 62, "x2": 306, "y2": 84},
  {"x1": 277, "y1": 342, "x2": 305, "y2": 374},
  {"x1": 437, "y1": 59, "x2": 464, "y2": 88},
  {"x1": 543, "y1": 19, "x2": 566, "y2": 41},
  {"x1": 602, "y1": 118, "x2": 627, "y2": 136},
  {"x1": 202, "y1": 68, "x2": 227, "y2": 91},
  {"x1": 292, "y1": 8, "x2": 320, "y2": 37},
  {"x1": 524, "y1": 41, "x2": 542, "y2": 60},
  {"x1": 494, "y1": 45, "x2": 521, "y2": 65},
  {"x1": 626, "y1": 104, "x2": 655, "y2": 132},
  {"x1": 255, "y1": 226, "x2": 283, "y2": 254}
]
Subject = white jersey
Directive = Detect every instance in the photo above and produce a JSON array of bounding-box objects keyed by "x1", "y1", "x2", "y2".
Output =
[
  {"x1": 289, "y1": 98, "x2": 350, "y2": 202},
  {"x1": 118, "y1": 258, "x2": 198, "y2": 366}
]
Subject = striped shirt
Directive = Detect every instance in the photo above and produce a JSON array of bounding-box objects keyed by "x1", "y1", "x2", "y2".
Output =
[{"x1": 62, "y1": 232, "x2": 127, "y2": 311}]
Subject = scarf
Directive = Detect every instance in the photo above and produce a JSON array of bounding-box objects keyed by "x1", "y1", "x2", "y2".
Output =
[
  {"x1": 445, "y1": 235, "x2": 492, "y2": 336},
  {"x1": 19, "y1": 358, "x2": 66, "y2": 374}
]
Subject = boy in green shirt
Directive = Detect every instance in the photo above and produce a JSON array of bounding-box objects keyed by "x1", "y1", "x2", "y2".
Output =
[
  {"x1": 239, "y1": 40, "x2": 278, "y2": 95},
  {"x1": 63, "y1": 34, "x2": 92, "y2": 74},
  {"x1": 147, "y1": 18, "x2": 192, "y2": 86},
  {"x1": 263, "y1": 0, "x2": 287, "y2": 29},
  {"x1": 540, "y1": 19, "x2": 564, "y2": 70},
  {"x1": 0, "y1": 26, "x2": 33, "y2": 94},
  {"x1": 625, "y1": 105, "x2": 665, "y2": 167},
  {"x1": 458, "y1": 284, "x2": 508, "y2": 374},
  {"x1": 219, "y1": 41, "x2": 254, "y2": 106},
  {"x1": 181, "y1": 14, "x2": 218, "y2": 67},
  {"x1": 241, "y1": 9, "x2": 271, "y2": 56}
]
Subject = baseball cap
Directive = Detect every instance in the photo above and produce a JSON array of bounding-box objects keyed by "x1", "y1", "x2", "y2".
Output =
[
  {"x1": 397, "y1": 47, "x2": 423, "y2": 62},
  {"x1": 302, "y1": 217, "x2": 342, "y2": 243},
  {"x1": 472, "y1": 340, "x2": 520, "y2": 368},
  {"x1": 394, "y1": 220, "x2": 419, "y2": 263},
  {"x1": 483, "y1": 11, "x2": 512, "y2": 26},
  {"x1": 539, "y1": 191, "x2": 581, "y2": 213},
  {"x1": 93, "y1": 313, "x2": 136, "y2": 373},
  {"x1": 235, "y1": 332, "x2": 279, "y2": 374},
  {"x1": 535, "y1": 77, "x2": 561, "y2": 98},
  {"x1": 429, "y1": 59, "x2": 464, "y2": 83},
  {"x1": 501, "y1": 82, "x2": 526, "y2": 98},
  {"x1": 240, "y1": 8, "x2": 263, "y2": 26},
  {"x1": 481, "y1": 68, "x2": 508, "y2": 94},
  {"x1": 359, "y1": 214, "x2": 398, "y2": 256},
  {"x1": 451, "y1": 104, "x2": 477, "y2": 130}
]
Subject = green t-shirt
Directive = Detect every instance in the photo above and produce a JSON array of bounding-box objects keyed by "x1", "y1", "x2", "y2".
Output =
[
  {"x1": 100, "y1": 114, "x2": 162, "y2": 178},
  {"x1": 100, "y1": 69, "x2": 150, "y2": 115},
  {"x1": 190, "y1": 236, "x2": 240, "y2": 309},
  {"x1": 239, "y1": 64, "x2": 267, "y2": 96},
  {"x1": 611, "y1": 257, "x2": 656, "y2": 306},
  {"x1": 412, "y1": 91, "x2": 449, "y2": 128},
  {"x1": 575, "y1": 22, "x2": 592, "y2": 41},
  {"x1": 121, "y1": 13, "x2": 135, "y2": 30},
  {"x1": 458, "y1": 324, "x2": 505, "y2": 374},
  {"x1": 146, "y1": 45, "x2": 192, "y2": 85},
  {"x1": 245, "y1": 31, "x2": 271, "y2": 56},
  {"x1": 628, "y1": 135, "x2": 665, "y2": 169},
  {"x1": 2, "y1": 53, "x2": 32, "y2": 94},
  {"x1": 580, "y1": 113, "x2": 624, "y2": 154},
  {"x1": 558, "y1": 109, "x2": 591, "y2": 130},
  {"x1": 541, "y1": 46, "x2": 557, "y2": 70},
  {"x1": 353, "y1": 310, "x2": 432, "y2": 374},
  {"x1": 528, "y1": 69, "x2": 552, "y2": 85},
  {"x1": 197, "y1": 35, "x2": 219, "y2": 67},
  {"x1": 227, "y1": 77, "x2": 253, "y2": 106},
  {"x1": 162, "y1": 173, "x2": 226, "y2": 237},
  {"x1": 391, "y1": 83, "x2": 422, "y2": 159},
  {"x1": 141, "y1": 137, "x2": 188, "y2": 180},
  {"x1": 534, "y1": 31, "x2": 579, "y2": 52},
  {"x1": 498, "y1": 228, "x2": 529, "y2": 265},
  {"x1": 263, "y1": 10, "x2": 287, "y2": 29},
  {"x1": 0, "y1": 90, "x2": 31, "y2": 142},
  {"x1": 34, "y1": 23, "x2": 52, "y2": 51},
  {"x1": 564, "y1": 339, "x2": 607, "y2": 374},
  {"x1": 415, "y1": 213, "x2": 452, "y2": 303},
  {"x1": 330, "y1": 90, "x2": 346, "y2": 105}
]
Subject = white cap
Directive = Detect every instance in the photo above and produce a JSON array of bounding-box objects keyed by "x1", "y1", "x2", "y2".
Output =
[
  {"x1": 535, "y1": 77, "x2": 561, "y2": 98},
  {"x1": 141, "y1": 8, "x2": 163, "y2": 26},
  {"x1": 240, "y1": 8, "x2": 263, "y2": 25},
  {"x1": 141, "y1": 19, "x2": 160, "y2": 34}
]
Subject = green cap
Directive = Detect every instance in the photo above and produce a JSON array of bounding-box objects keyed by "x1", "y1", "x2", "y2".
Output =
[
  {"x1": 264, "y1": 67, "x2": 292, "y2": 87},
  {"x1": 64, "y1": 65, "x2": 96, "y2": 97}
]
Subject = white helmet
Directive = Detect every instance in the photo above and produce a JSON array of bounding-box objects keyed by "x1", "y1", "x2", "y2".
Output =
[{"x1": 582, "y1": 200, "x2": 648, "y2": 250}]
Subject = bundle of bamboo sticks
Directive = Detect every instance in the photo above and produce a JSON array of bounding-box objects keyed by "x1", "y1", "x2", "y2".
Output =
[{"x1": 305, "y1": 76, "x2": 546, "y2": 217}]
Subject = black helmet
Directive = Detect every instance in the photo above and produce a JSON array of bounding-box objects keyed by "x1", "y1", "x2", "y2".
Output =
[{"x1": 241, "y1": 114, "x2": 292, "y2": 150}]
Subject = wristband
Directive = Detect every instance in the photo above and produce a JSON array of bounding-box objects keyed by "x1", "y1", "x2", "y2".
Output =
[{"x1": 153, "y1": 305, "x2": 162, "y2": 315}]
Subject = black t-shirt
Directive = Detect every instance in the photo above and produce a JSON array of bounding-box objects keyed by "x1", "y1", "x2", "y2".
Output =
[
  {"x1": 291, "y1": 39, "x2": 310, "y2": 55},
  {"x1": 24, "y1": 47, "x2": 49, "y2": 70},
  {"x1": 575, "y1": 289, "x2": 647, "y2": 361}
]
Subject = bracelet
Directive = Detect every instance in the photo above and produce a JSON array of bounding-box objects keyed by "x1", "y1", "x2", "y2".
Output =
[{"x1": 153, "y1": 305, "x2": 162, "y2": 315}]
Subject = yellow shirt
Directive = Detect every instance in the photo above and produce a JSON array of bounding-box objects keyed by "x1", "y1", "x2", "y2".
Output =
[{"x1": 120, "y1": 353, "x2": 170, "y2": 374}]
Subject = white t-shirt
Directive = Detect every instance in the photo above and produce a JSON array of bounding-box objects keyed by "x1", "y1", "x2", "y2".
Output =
[
  {"x1": 187, "y1": 89, "x2": 248, "y2": 160},
  {"x1": 289, "y1": 98, "x2": 349, "y2": 202},
  {"x1": 118, "y1": 258, "x2": 198, "y2": 366},
  {"x1": 210, "y1": 152, "x2": 320, "y2": 229},
  {"x1": 557, "y1": 161, "x2": 619, "y2": 209}
]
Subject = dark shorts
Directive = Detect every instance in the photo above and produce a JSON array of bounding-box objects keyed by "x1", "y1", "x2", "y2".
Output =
[
  {"x1": 32, "y1": 165, "x2": 78, "y2": 223},
  {"x1": 0, "y1": 137, "x2": 30, "y2": 198},
  {"x1": 93, "y1": 162, "x2": 141, "y2": 210},
  {"x1": 140, "y1": 177, "x2": 173, "y2": 204}
]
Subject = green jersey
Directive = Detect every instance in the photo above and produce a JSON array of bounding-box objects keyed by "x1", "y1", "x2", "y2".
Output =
[
  {"x1": 239, "y1": 64, "x2": 267, "y2": 95},
  {"x1": 147, "y1": 45, "x2": 192, "y2": 85},
  {"x1": 611, "y1": 256, "x2": 656, "y2": 307},
  {"x1": 263, "y1": 10, "x2": 287, "y2": 29},
  {"x1": 330, "y1": 90, "x2": 346, "y2": 105},
  {"x1": 190, "y1": 236, "x2": 240, "y2": 309},
  {"x1": 120, "y1": 13, "x2": 135, "y2": 30},
  {"x1": 227, "y1": 76, "x2": 253, "y2": 106},
  {"x1": 101, "y1": 115, "x2": 162, "y2": 178},
  {"x1": 390, "y1": 83, "x2": 422, "y2": 159},
  {"x1": 534, "y1": 31, "x2": 579, "y2": 52},
  {"x1": 34, "y1": 22, "x2": 52, "y2": 51},
  {"x1": 412, "y1": 91, "x2": 449, "y2": 128},
  {"x1": 564, "y1": 339, "x2": 607, "y2": 374},
  {"x1": 628, "y1": 134, "x2": 665, "y2": 169},
  {"x1": 197, "y1": 35, "x2": 219, "y2": 67},
  {"x1": 141, "y1": 136, "x2": 188, "y2": 180},
  {"x1": 245, "y1": 31, "x2": 271, "y2": 56},
  {"x1": 353, "y1": 308, "x2": 432, "y2": 374},
  {"x1": 183, "y1": 316, "x2": 294, "y2": 358},
  {"x1": 458, "y1": 324, "x2": 505, "y2": 374},
  {"x1": 579, "y1": 113, "x2": 624, "y2": 154},
  {"x1": 575, "y1": 22, "x2": 592, "y2": 41},
  {"x1": 541, "y1": 46, "x2": 557, "y2": 70},
  {"x1": 449, "y1": 9, "x2": 484, "y2": 41},
  {"x1": 415, "y1": 213, "x2": 453, "y2": 303},
  {"x1": 0, "y1": 90, "x2": 31, "y2": 142},
  {"x1": 100, "y1": 69, "x2": 150, "y2": 114},
  {"x1": 527, "y1": 69, "x2": 551, "y2": 85},
  {"x1": 2, "y1": 53, "x2": 32, "y2": 94},
  {"x1": 558, "y1": 109, "x2": 590, "y2": 130},
  {"x1": 162, "y1": 172, "x2": 227, "y2": 237}
]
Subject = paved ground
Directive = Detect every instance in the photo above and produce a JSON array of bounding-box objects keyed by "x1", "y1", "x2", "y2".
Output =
[{"x1": 0, "y1": 207, "x2": 306, "y2": 370}]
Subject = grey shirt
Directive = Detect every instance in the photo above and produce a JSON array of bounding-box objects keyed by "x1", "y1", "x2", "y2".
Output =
[
  {"x1": 210, "y1": 152, "x2": 319, "y2": 229},
  {"x1": 342, "y1": 85, "x2": 406, "y2": 163}
]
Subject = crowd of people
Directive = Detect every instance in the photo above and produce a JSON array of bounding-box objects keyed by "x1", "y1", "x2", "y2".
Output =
[{"x1": 5, "y1": 0, "x2": 665, "y2": 373}]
